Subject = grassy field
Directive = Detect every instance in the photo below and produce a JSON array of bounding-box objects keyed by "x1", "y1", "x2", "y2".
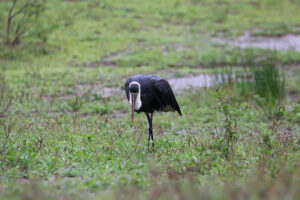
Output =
[{"x1": 1, "y1": 0, "x2": 300, "y2": 199}]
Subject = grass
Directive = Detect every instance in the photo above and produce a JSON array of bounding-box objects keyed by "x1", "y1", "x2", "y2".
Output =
[
  {"x1": 1, "y1": 0, "x2": 300, "y2": 199},
  {"x1": 1, "y1": 88, "x2": 299, "y2": 198}
]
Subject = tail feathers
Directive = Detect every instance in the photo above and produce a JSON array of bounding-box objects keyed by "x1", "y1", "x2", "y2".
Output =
[
  {"x1": 173, "y1": 101, "x2": 182, "y2": 116},
  {"x1": 176, "y1": 106, "x2": 182, "y2": 116}
]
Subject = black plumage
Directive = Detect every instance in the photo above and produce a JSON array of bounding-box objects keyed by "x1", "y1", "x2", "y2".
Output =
[{"x1": 125, "y1": 75, "x2": 182, "y2": 147}]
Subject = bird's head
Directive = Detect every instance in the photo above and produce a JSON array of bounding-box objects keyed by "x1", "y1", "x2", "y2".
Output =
[{"x1": 129, "y1": 82, "x2": 140, "y2": 123}]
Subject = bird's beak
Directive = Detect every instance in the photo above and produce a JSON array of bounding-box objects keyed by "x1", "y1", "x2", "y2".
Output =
[{"x1": 131, "y1": 93, "x2": 137, "y2": 123}]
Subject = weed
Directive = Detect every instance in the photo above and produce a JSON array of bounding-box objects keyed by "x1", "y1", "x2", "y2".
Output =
[
  {"x1": 216, "y1": 89, "x2": 248, "y2": 160},
  {"x1": 67, "y1": 95, "x2": 83, "y2": 112},
  {"x1": 270, "y1": 106, "x2": 284, "y2": 131}
]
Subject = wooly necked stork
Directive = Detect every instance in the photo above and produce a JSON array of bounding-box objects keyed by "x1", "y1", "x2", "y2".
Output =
[{"x1": 125, "y1": 75, "x2": 182, "y2": 147}]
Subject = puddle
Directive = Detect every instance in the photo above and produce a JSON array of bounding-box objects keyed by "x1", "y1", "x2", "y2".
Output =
[
  {"x1": 78, "y1": 74, "x2": 231, "y2": 97},
  {"x1": 75, "y1": 73, "x2": 233, "y2": 98},
  {"x1": 168, "y1": 73, "x2": 231, "y2": 90},
  {"x1": 213, "y1": 32, "x2": 300, "y2": 52}
]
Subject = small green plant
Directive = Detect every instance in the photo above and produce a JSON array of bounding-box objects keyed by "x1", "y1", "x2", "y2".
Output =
[
  {"x1": 216, "y1": 89, "x2": 248, "y2": 160},
  {"x1": 67, "y1": 95, "x2": 83, "y2": 112},
  {"x1": 270, "y1": 106, "x2": 284, "y2": 131}
]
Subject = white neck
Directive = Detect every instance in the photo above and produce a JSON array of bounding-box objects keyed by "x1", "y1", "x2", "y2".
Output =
[{"x1": 129, "y1": 81, "x2": 142, "y2": 110}]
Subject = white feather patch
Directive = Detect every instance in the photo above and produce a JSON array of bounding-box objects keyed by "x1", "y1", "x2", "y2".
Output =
[{"x1": 129, "y1": 81, "x2": 142, "y2": 110}]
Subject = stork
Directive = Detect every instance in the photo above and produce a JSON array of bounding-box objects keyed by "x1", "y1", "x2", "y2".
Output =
[{"x1": 125, "y1": 75, "x2": 182, "y2": 147}]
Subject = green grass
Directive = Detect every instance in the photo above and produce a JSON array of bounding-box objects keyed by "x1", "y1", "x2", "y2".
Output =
[{"x1": 1, "y1": 0, "x2": 300, "y2": 199}]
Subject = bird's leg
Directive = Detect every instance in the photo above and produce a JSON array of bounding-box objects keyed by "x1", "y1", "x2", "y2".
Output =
[
  {"x1": 150, "y1": 113, "x2": 154, "y2": 147},
  {"x1": 146, "y1": 113, "x2": 151, "y2": 147},
  {"x1": 147, "y1": 125, "x2": 151, "y2": 147},
  {"x1": 146, "y1": 113, "x2": 154, "y2": 147}
]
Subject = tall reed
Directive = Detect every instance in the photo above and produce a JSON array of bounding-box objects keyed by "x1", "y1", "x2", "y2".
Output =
[{"x1": 213, "y1": 58, "x2": 285, "y2": 106}]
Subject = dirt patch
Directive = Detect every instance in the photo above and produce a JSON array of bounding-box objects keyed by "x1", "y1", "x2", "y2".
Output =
[
  {"x1": 113, "y1": 111, "x2": 127, "y2": 118},
  {"x1": 82, "y1": 50, "x2": 130, "y2": 67},
  {"x1": 75, "y1": 84, "x2": 122, "y2": 98},
  {"x1": 0, "y1": 113, "x2": 7, "y2": 118},
  {"x1": 161, "y1": 42, "x2": 188, "y2": 53},
  {"x1": 213, "y1": 31, "x2": 300, "y2": 52},
  {"x1": 41, "y1": 84, "x2": 123, "y2": 101},
  {"x1": 82, "y1": 42, "x2": 188, "y2": 68}
]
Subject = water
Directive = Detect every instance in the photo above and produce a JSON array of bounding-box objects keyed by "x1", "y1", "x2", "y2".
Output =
[
  {"x1": 75, "y1": 74, "x2": 232, "y2": 98},
  {"x1": 169, "y1": 73, "x2": 230, "y2": 90},
  {"x1": 214, "y1": 32, "x2": 300, "y2": 52}
]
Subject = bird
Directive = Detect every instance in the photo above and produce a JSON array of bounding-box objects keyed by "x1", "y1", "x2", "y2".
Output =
[{"x1": 125, "y1": 75, "x2": 182, "y2": 147}]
